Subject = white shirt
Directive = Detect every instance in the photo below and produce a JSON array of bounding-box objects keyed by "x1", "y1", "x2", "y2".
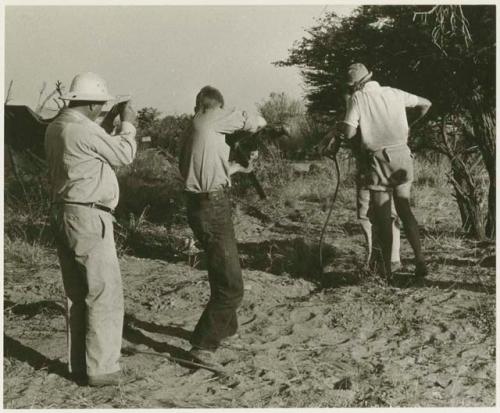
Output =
[
  {"x1": 344, "y1": 81, "x2": 419, "y2": 151},
  {"x1": 45, "y1": 108, "x2": 137, "y2": 209}
]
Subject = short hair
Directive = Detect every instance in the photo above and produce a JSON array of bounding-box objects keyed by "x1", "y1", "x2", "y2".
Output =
[{"x1": 195, "y1": 86, "x2": 224, "y2": 113}]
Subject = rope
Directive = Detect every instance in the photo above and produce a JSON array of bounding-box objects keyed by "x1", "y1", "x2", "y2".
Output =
[{"x1": 319, "y1": 153, "x2": 341, "y2": 273}]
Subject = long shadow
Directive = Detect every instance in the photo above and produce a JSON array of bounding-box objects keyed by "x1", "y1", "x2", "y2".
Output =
[
  {"x1": 389, "y1": 273, "x2": 495, "y2": 294},
  {"x1": 431, "y1": 257, "x2": 478, "y2": 267},
  {"x1": 4, "y1": 335, "x2": 70, "y2": 380},
  {"x1": 124, "y1": 313, "x2": 191, "y2": 341},
  {"x1": 317, "y1": 268, "x2": 495, "y2": 294},
  {"x1": 122, "y1": 321, "x2": 192, "y2": 361},
  {"x1": 4, "y1": 300, "x2": 65, "y2": 319}
]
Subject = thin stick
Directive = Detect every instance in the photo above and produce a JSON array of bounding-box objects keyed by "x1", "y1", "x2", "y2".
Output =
[
  {"x1": 5, "y1": 80, "x2": 14, "y2": 104},
  {"x1": 128, "y1": 349, "x2": 228, "y2": 376}
]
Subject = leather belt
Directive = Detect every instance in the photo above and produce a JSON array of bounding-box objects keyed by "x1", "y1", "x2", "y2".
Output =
[
  {"x1": 185, "y1": 190, "x2": 228, "y2": 201},
  {"x1": 53, "y1": 202, "x2": 114, "y2": 214}
]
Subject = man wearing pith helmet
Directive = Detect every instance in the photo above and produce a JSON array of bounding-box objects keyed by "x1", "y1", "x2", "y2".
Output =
[{"x1": 45, "y1": 72, "x2": 137, "y2": 387}]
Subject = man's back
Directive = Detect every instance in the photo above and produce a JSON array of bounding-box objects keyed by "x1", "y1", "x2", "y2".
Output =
[
  {"x1": 179, "y1": 107, "x2": 263, "y2": 193},
  {"x1": 344, "y1": 81, "x2": 419, "y2": 151}
]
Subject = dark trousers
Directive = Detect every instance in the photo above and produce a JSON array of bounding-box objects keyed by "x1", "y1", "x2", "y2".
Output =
[{"x1": 186, "y1": 191, "x2": 244, "y2": 350}]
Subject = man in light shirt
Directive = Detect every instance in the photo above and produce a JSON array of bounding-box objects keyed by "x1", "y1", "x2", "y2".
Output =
[
  {"x1": 45, "y1": 72, "x2": 137, "y2": 386},
  {"x1": 179, "y1": 85, "x2": 267, "y2": 366},
  {"x1": 342, "y1": 63, "x2": 431, "y2": 281}
]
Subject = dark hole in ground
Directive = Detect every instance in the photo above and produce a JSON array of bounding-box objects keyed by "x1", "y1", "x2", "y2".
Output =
[
  {"x1": 125, "y1": 229, "x2": 188, "y2": 263},
  {"x1": 125, "y1": 230, "x2": 339, "y2": 284},
  {"x1": 238, "y1": 238, "x2": 338, "y2": 281}
]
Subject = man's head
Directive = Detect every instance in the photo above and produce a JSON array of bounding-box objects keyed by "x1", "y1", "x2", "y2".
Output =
[
  {"x1": 195, "y1": 86, "x2": 224, "y2": 113},
  {"x1": 67, "y1": 100, "x2": 106, "y2": 121},
  {"x1": 346, "y1": 63, "x2": 373, "y2": 91},
  {"x1": 62, "y1": 72, "x2": 114, "y2": 120}
]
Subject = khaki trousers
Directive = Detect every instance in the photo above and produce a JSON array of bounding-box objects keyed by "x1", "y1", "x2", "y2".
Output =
[
  {"x1": 50, "y1": 204, "x2": 123, "y2": 377},
  {"x1": 357, "y1": 186, "x2": 401, "y2": 264}
]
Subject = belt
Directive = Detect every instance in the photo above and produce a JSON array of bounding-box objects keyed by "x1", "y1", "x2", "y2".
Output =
[
  {"x1": 53, "y1": 202, "x2": 115, "y2": 214},
  {"x1": 185, "y1": 189, "x2": 228, "y2": 201}
]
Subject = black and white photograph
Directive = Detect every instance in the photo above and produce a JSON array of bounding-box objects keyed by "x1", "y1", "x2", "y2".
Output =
[{"x1": 3, "y1": 1, "x2": 496, "y2": 409}]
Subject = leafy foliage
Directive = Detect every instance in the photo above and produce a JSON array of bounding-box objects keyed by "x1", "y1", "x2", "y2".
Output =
[
  {"x1": 278, "y1": 6, "x2": 494, "y2": 116},
  {"x1": 136, "y1": 107, "x2": 191, "y2": 156},
  {"x1": 255, "y1": 92, "x2": 331, "y2": 159},
  {"x1": 278, "y1": 5, "x2": 495, "y2": 238}
]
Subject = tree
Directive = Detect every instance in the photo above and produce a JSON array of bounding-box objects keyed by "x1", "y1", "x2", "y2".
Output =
[
  {"x1": 277, "y1": 5, "x2": 495, "y2": 238},
  {"x1": 137, "y1": 107, "x2": 162, "y2": 132},
  {"x1": 156, "y1": 114, "x2": 191, "y2": 156},
  {"x1": 136, "y1": 107, "x2": 191, "y2": 157},
  {"x1": 415, "y1": 5, "x2": 495, "y2": 238},
  {"x1": 256, "y1": 92, "x2": 331, "y2": 159}
]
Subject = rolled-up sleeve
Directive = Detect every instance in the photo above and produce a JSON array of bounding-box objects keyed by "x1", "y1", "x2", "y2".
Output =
[
  {"x1": 90, "y1": 121, "x2": 137, "y2": 167},
  {"x1": 242, "y1": 112, "x2": 267, "y2": 133},
  {"x1": 214, "y1": 109, "x2": 246, "y2": 134},
  {"x1": 397, "y1": 89, "x2": 419, "y2": 108},
  {"x1": 343, "y1": 96, "x2": 360, "y2": 130}
]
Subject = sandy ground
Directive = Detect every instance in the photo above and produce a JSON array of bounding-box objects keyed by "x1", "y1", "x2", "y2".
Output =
[{"x1": 3, "y1": 196, "x2": 496, "y2": 408}]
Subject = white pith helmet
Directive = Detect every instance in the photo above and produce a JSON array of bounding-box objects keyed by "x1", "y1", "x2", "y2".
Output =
[{"x1": 61, "y1": 72, "x2": 115, "y2": 102}]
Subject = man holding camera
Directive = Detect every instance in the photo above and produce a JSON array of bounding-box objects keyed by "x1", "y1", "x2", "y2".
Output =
[{"x1": 45, "y1": 72, "x2": 137, "y2": 386}]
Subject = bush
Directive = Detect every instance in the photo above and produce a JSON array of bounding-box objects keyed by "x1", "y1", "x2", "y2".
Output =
[
  {"x1": 4, "y1": 153, "x2": 52, "y2": 246},
  {"x1": 116, "y1": 148, "x2": 185, "y2": 225},
  {"x1": 136, "y1": 108, "x2": 191, "y2": 157},
  {"x1": 257, "y1": 92, "x2": 331, "y2": 160}
]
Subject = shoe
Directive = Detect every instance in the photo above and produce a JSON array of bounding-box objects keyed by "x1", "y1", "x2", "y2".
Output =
[
  {"x1": 221, "y1": 333, "x2": 241, "y2": 346},
  {"x1": 415, "y1": 261, "x2": 428, "y2": 278},
  {"x1": 189, "y1": 347, "x2": 224, "y2": 370},
  {"x1": 87, "y1": 371, "x2": 134, "y2": 387},
  {"x1": 391, "y1": 261, "x2": 402, "y2": 273},
  {"x1": 70, "y1": 372, "x2": 88, "y2": 386}
]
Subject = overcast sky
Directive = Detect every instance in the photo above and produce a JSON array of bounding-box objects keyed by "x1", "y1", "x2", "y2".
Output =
[{"x1": 5, "y1": 5, "x2": 355, "y2": 116}]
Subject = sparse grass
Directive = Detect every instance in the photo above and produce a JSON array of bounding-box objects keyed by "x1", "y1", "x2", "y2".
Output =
[
  {"x1": 4, "y1": 237, "x2": 55, "y2": 270},
  {"x1": 4, "y1": 143, "x2": 495, "y2": 408},
  {"x1": 4, "y1": 173, "x2": 52, "y2": 246},
  {"x1": 116, "y1": 148, "x2": 185, "y2": 224}
]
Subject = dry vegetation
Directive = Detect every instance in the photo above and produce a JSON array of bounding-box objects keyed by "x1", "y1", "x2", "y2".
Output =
[{"x1": 3, "y1": 148, "x2": 495, "y2": 408}]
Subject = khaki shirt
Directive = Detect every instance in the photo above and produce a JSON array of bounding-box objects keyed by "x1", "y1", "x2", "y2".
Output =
[
  {"x1": 344, "y1": 81, "x2": 418, "y2": 151},
  {"x1": 179, "y1": 108, "x2": 264, "y2": 193},
  {"x1": 45, "y1": 108, "x2": 137, "y2": 209}
]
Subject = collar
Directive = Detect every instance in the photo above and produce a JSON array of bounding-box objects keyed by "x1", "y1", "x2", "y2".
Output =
[
  {"x1": 61, "y1": 107, "x2": 94, "y2": 123},
  {"x1": 362, "y1": 81, "x2": 380, "y2": 91}
]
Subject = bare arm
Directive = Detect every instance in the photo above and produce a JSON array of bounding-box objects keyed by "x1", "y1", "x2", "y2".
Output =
[
  {"x1": 229, "y1": 151, "x2": 258, "y2": 175},
  {"x1": 323, "y1": 91, "x2": 357, "y2": 157},
  {"x1": 343, "y1": 123, "x2": 357, "y2": 140},
  {"x1": 340, "y1": 93, "x2": 359, "y2": 149},
  {"x1": 229, "y1": 162, "x2": 248, "y2": 175},
  {"x1": 408, "y1": 97, "x2": 432, "y2": 128}
]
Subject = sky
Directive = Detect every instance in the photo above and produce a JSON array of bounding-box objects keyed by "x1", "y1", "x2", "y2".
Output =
[{"x1": 5, "y1": 5, "x2": 355, "y2": 116}]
